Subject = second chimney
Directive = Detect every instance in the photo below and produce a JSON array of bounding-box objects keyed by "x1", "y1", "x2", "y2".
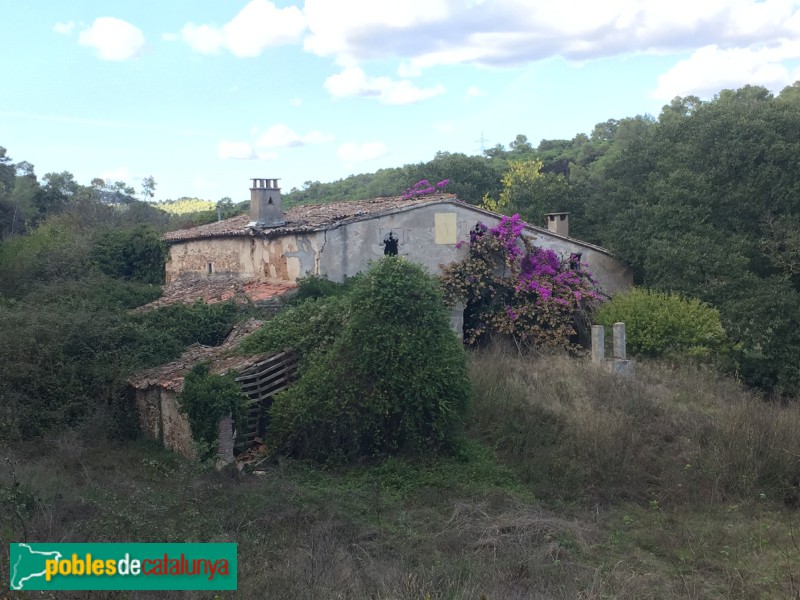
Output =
[
  {"x1": 250, "y1": 178, "x2": 285, "y2": 228},
  {"x1": 545, "y1": 212, "x2": 569, "y2": 237}
]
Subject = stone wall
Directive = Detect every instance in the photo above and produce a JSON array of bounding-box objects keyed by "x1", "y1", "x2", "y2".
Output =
[
  {"x1": 133, "y1": 387, "x2": 195, "y2": 459},
  {"x1": 166, "y1": 234, "x2": 320, "y2": 284}
]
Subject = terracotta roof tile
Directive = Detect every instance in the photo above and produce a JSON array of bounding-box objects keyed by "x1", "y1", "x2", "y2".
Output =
[
  {"x1": 127, "y1": 318, "x2": 274, "y2": 391},
  {"x1": 136, "y1": 277, "x2": 296, "y2": 311}
]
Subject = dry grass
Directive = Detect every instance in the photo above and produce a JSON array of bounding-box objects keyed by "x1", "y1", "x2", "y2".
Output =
[
  {"x1": 468, "y1": 346, "x2": 800, "y2": 507},
  {"x1": 1, "y1": 350, "x2": 799, "y2": 599}
]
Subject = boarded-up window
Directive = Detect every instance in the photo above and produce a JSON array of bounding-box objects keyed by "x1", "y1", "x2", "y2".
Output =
[{"x1": 435, "y1": 213, "x2": 457, "y2": 245}]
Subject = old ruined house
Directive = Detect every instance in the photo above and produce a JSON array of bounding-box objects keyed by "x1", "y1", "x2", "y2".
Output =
[
  {"x1": 161, "y1": 178, "x2": 632, "y2": 303},
  {"x1": 128, "y1": 319, "x2": 298, "y2": 461},
  {"x1": 131, "y1": 179, "x2": 632, "y2": 462}
]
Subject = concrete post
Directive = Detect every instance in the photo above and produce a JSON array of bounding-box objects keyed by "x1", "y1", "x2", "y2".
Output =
[
  {"x1": 450, "y1": 302, "x2": 464, "y2": 340},
  {"x1": 216, "y1": 414, "x2": 235, "y2": 468},
  {"x1": 591, "y1": 325, "x2": 605, "y2": 364},
  {"x1": 613, "y1": 322, "x2": 626, "y2": 360}
]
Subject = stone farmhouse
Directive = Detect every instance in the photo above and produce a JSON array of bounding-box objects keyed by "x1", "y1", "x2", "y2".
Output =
[
  {"x1": 161, "y1": 178, "x2": 632, "y2": 301},
  {"x1": 132, "y1": 179, "x2": 632, "y2": 462}
]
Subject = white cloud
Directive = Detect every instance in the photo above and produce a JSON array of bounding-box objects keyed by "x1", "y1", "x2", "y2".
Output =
[
  {"x1": 303, "y1": 0, "x2": 800, "y2": 71},
  {"x1": 324, "y1": 67, "x2": 445, "y2": 104},
  {"x1": 53, "y1": 21, "x2": 74, "y2": 35},
  {"x1": 256, "y1": 124, "x2": 334, "y2": 148},
  {"x1": 653, "y1": 41, "x2": 800, "y2": 99},
  {"x1": 337, "y1": 142, "x2": 388, "y2": 162},
  {"x1": 180, "y1": 24, "x2": 224, "y2": 54},
  {"x1": 218, "y1": 141, "x2": 258, "y2": 160},
  {"x1": 177, "y1": 0, "x2": 305, "y2": 57},
  {"x1": 466, "y1": 85, "x2": 486, "y2": 97},
  {"x1": 101, "y1": 166, "x2": 132, "y2": 182},
  {"x1": 78, "y1": 17, "x2": 145, "y2": 61}
]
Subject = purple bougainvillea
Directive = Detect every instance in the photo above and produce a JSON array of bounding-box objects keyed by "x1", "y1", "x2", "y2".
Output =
[
  {"x1": 441, "y1": 213, "x2": 599, "y2": 350},
  {"x1": 401, "y1": 179, "x2": 450, "y2": 200}
]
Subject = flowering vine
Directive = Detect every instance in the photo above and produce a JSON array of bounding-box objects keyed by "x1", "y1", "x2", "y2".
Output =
[
  {"x1": 441, "y1": 214, "x2": 600, "y2": 350},
  {"x1": 401, "y1": 179, "x2": 450, "y2": 200}
]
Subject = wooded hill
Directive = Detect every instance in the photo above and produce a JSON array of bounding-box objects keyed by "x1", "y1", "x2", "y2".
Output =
[
  {"x1": 2, "y1": 82, "x2": 800, "y2": 396},
  {"x1": 285, "y1": 82, "x2": 800, "y2": 395}
]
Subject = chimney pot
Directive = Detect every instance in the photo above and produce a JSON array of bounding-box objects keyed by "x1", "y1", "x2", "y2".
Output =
[
  {"x1": 250, "y1": 178, "x2": 285, "y2": 227},
  {"x1": 545, "y1": 212, "x2": 569, "y2": 237}
]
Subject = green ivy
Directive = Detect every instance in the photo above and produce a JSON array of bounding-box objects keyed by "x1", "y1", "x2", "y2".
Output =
[
  {"x1": 177, "y1": 364, "x2": 249, "y2": 459},
  {"x1": 268, "y1": 257, "x2": 472, "y2": 463}
]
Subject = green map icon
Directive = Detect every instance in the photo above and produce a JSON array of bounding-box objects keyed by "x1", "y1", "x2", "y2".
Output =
[{"x1": 10, "y1": 543, "x2": 63, "y2": 590}]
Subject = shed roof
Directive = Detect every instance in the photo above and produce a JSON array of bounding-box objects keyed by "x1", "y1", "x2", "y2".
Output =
[
  {"x1": 135, "y1": 277, "x2": 296, "y2": 311},
  {"x1": 127, "y1": 318, "x2": 271, "y2": 391}
]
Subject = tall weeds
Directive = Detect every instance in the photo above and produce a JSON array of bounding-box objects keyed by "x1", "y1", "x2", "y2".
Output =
[{"x1": 469, "y1": 345, "x2": 800, "y2": 506}]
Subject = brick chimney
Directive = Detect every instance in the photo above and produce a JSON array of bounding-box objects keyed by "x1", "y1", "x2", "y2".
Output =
[
  {"x1": 545, "y1": 212, "x2": 569, "y2": 237},
  {"x1": 249, "y1": 178, "x2": 285, "y2": 228}
]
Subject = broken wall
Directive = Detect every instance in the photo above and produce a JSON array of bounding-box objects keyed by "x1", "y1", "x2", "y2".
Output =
[{"x1": 166, "y1": 234, "x2": 320, "y2": 284}]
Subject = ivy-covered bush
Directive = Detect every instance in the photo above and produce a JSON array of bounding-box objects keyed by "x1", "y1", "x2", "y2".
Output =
[
  {"x1": 178, "y1": 363, "x2": 249, "y2": 458},
  {"x1": 595, "y1": 287, "x2": 727, "y2": 359},
  {"x1": 238, "y1": 295, "x2": 350, "y2": 359},
  {"x1": 268, "y1": 257, "x2": 472, "y2": 463},
  {"x1": 90, "y1": 224, "x2": 167, "y2": 284},
  {"x1": 441, "y1": 214, "x2": 599, "y2": 350},
  {"x1": 134, "y1": 301, "x2": 238, "y2": 347}
]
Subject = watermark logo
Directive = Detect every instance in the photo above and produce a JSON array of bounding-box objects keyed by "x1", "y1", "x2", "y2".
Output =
[{"x1": 8, "y1": 543, "x2": 236, "y2": 591}]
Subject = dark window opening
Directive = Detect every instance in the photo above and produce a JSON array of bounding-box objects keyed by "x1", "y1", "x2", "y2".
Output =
[
  {"x1": 207, "y1": 262, "x2": 213, "y2": 274},
  {"x1": 569, "y1": 253, "x2": 582, "y2": 270},
  {"x1": 383, "y1": 232, "x2": 399, "y2": 256},
  {"x1": 268, "y1": 196, "x2": 274, "y2": 205}
]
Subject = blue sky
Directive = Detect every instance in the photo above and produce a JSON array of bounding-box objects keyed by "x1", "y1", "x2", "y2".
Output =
[{"x1": 1, "y1": 0, "x2": 799, "y2": 202}]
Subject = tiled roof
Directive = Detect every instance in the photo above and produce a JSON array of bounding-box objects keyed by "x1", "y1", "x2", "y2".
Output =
[
  {"x1": 162, "y1": 193, "x2": 618, "y2": 257},
  {"x1": 127, "y1": 318, "x2": 271, "y2": 391},
  {"x1": 136, "y1": 277, "x2": 296, "y2": 311},
  {"x1": 163, "y1": 194, "x2": 455, "y2": 242}
]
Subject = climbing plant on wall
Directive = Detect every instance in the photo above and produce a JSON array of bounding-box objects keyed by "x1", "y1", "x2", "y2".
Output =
[
  {"x1": 441, "y1": 214, "x2": 599, "y2": 350},
  {"x1": 178, "y1": 363, "x2": 249, "y2": 459}
]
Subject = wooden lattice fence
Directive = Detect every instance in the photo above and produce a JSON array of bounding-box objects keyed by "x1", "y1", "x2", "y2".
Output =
[{"x1": 234, "y1": 350, "x2": 298, "y2": 451}]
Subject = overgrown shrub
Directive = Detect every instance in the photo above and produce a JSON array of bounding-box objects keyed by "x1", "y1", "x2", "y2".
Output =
[
  {"x1": 291, "y1": 273, "x2": 354, "y2": 302},
  {"x1": 0, "y1": 218, "x2": 92, "y2": 297},
  {"x1": 238, "y1": 295, "x2": 350, "y2": 359},
  {"x1": 134, "y1": 301, "x2": 238, "y2": 347},
  {"x1": 441, "y1": 214, "x2": 599, "y2": 350},
  {"x1": 595, "y1": 287, "x2": 727, "y2": 359},
  {"x1": 268, "y1": 257, "x2": 472, "y2": 463},
  {"x1": 90, "y1": 224, "x2": 167, "y2": 284},
  {"x1": 0, "y1": 295, "x2": 240, "y2": 441},
  {"x1": 178, "y1": 363, "x2": 249, "y2": 459}
]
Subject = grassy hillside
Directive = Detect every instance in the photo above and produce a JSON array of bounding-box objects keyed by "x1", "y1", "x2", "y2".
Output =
[{"x1": 2, "y1": 349, "x2": 798, "y2": 599}]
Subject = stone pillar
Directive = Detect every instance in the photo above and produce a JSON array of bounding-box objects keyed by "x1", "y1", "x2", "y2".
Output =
[
  {"x1": 216, "y1": 414, "x2": 235, "y2": 468},
  {"x1": 613, "y1": 322, "x2": 626, "y2": 360},
  {"x1": 450, "y1": 302, "x2": 464, "y2": 340},
  {"x1": 591, "y1": 325, "x2": 605, "y2": 364}
]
